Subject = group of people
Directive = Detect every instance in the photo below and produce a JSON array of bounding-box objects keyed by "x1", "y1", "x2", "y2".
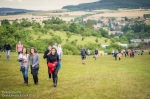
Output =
[
  {"x1": 43, "y1": 43, "x2": 62, "y2": 87},
  {"x1": 1, "y1": 41, "x2": 63, "y2": 87},
  {"x1": 80, "y1": 48, "x2": 99, "y2": 64},
  {"x1": 112, "y1": 49, "x2": 146, "y2": 61}
]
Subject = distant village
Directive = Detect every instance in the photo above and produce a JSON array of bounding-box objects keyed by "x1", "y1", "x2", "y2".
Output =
[{"x1": 83, "y1": 16, "x2": 150, "y2": 45}]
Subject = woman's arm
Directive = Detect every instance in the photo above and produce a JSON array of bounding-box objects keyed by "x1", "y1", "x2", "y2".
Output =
[
  {"x1": 33, "y1": 54, "x2": 40, "y2": 66},
  {"x1": 43, "y1": 51, "x2": 48, "y2": 59}
]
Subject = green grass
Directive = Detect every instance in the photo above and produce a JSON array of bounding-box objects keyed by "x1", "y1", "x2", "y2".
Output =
[
  {"x1": 32, "y1": 30, "x2": 111, "y2": 45},
  {"x1": 0, "y1": 52, "x2": 150, "y2": 99}
]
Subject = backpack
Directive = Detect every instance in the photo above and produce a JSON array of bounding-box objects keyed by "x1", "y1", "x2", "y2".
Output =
[
  {"x1": 81, "y1": 49, "x2": 85, "y2": 56},
  {"x1": 95, "y1": 50, "x2": 98, "y2": 54},
  {"x1": 114, "y1": 53, "x2": 117, "y2": 57}
]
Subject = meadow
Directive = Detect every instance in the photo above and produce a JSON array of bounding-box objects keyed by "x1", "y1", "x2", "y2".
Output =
[
  {"x1": 31, "y1": 31, "x2": 111, "y2": 45},
  {"x1": 0, "y1": 52, "x2": 150, "y2": 99}
]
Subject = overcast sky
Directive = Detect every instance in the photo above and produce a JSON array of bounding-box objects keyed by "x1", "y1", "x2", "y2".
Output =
[{"x1": 0, "y1": 0, "x2": 98, "y2": 10}]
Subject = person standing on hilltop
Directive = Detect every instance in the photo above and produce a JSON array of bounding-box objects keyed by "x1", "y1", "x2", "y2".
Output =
[
  {"x1": 4, "y1": 42, "x2": 11, "y2": 61},
  {"x1": 81, "y1": 48, "x2": 87, "y2": 64},
  {"x1": 43, "y1": 45, "x2": 52, "y2": 80},
  {"x1": 16, "y1": 41, "x2": 23, "y2": 55}
]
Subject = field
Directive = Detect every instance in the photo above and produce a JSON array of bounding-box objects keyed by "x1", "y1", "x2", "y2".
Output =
[
  {"x1": 0, "y1": 52, "x2": 150, "y2": 99},
  {"x1": 1, "y1": 9, "x2": 150, "y2": 23},
  {"x1": 31, "y1": 31, "x2": 111, "y2": 45},
  {"x1": 87, "y1": 9, "x2": 150, "y2": 19}
]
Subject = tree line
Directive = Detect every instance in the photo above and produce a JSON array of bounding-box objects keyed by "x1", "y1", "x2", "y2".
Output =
[
  {"x1": 0, "y1": 18, "x2": 128, "y2": 55},
  {"x1": 63, "y1": 0, "x2": 150, "y2": 11}
]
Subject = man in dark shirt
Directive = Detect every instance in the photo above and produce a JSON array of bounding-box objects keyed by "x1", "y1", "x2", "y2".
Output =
[
  {"x1": 4, "y1": 42, "x2": 11, "y2": 61},
  {"x1": 94, "y1": 48, "x2": 99, "y2": 60},
  {"x1": 81, "y1": 48, "x2": 86, "y2": 64},
  {"x1": 43, "y1": 45, "x2": 52, "y2": 80}
]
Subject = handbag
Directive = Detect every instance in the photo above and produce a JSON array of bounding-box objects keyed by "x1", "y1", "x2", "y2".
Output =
[{"x1": 21, "y1": 66, "x2": 25, "y2": 72}]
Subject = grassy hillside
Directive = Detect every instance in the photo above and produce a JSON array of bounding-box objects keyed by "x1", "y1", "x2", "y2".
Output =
[
  {"x1": 31, "y1": 30, "x2": 111, "y2": 45},
  {"x1": 0, "y1": 52, "x2": 150, "y2": 99}
]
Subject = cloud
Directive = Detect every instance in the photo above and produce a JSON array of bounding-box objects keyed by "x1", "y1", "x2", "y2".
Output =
[
  {"x1": 1, "y1": 0, "x2": 98, "y2": 10},
  {"x1": 18, "y1": 0, "x2": 22, "y2": 2},
  {"x1": 7, "y1": 0, "x2": 13, "y2": 2}
]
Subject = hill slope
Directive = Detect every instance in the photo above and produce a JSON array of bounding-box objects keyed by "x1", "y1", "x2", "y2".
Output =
[
  {"x1": 0, "y1": 7, "x2": 38, "y2": 13},
  {"x1": 63, "y1": 0, "x2": 150, "y2": 11}
]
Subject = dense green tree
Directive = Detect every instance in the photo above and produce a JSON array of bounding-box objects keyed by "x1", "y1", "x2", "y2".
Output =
[
  {"x1": 1, "y1": 19, "x2": 10, "y2": 26},
  {"x1": 85, "y1": 19, "x2": 94, "y2": 29}
]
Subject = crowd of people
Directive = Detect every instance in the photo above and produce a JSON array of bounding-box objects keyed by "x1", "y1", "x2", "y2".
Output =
[
  {"x1": 1, "y1": 41, "x2": 63, "y2": 87},
  {"x1": 0, "y1": 41, "x2": 150, "y2": 87},
  {"x1": 111, "y1": 49, "x2": 147, "y2": 61}
]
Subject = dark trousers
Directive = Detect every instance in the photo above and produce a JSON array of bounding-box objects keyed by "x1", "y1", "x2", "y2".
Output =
[
  {"x1": 31, "y1": 66, "x2": 39, "y2": 84},
  {"x1": 115, "y1": 57, "x2": 117, "y2": 60},
  {"x1": 33, "y1": 75, "x2": 38, "y2": 84},
  {"x1": 48, "y1": 67, "x2": 51, "y2": 78},
  {"x1": 52, "y1": 67, "x2": 58, "y2": 85}
]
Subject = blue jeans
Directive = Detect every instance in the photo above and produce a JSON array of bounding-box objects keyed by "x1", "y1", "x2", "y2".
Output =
[
  {"x1": 22, "y1": 66, "x2": 28, "y2": 78},
  {"x1": 59, "y1": 53, "x2": 62, "y2": 60},
  {"x1": 6, "y1": 50, "x2": 10, "y2": 60}
]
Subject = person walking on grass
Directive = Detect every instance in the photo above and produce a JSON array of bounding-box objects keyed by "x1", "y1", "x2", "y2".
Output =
[
  {"x1": 53, "y1": 43, "x2": 58, "y2": 50},
  {"x1": 87, "y1": 49, "x2": 90, "y2": 56},
  {"x1": 43, "y1": 45, "x2": 52, "y2": 80},
  {"x1": 141, "y1": 49, "x2": 144, "y2": 55},
  {"x1": 29, "y1": 47, "x2": 40, "y2": 85},
  {"x1": 81, "y1": 48, "x2": 86, "y2": 64},
  {"x1": 132, "y1": 50, "x2": 135, "y2": 58},
  {"x1": 57, "y1": 44, "x2": 63, "y2": 61},
  {"x1": 129, "y1": 51, "x2": 132, "y2": 57},
  {"x1": 112, "y1": 49, "x2": 114, "y2": 56},
  {"x1": 4, "y1": 42, "x2": 11, "y2": 61},
  {"x1": 118, "y1": 53, "x2": 122, "y2": 61},
  {"x1": 114, "y1": 51, "x2": 118, "y2": 60},
  {"x1": 94, "y1": 48, "x2": 99, "y2": 60},
  {"x1": 16, "y1": 41, "x2": 23, "y2": 55},
  {"x1": 47, "y1": 47, "x2": 59, "y2": 87},
  {"x1": 18, "y1": 48, "x2": 29, "y2": 86},
  {"x1": 124, "y1": 49, "x2": 127, "y2": 57}
]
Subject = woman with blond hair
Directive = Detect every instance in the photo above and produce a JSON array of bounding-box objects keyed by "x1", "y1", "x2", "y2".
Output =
[{"x1": 57, "y1": 44, "x2": 63, "y2": 61}]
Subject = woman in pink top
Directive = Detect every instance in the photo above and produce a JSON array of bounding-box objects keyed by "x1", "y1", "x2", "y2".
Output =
[{"x1": 16, "y1": 41, "x2": 23, "y2": 55}]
